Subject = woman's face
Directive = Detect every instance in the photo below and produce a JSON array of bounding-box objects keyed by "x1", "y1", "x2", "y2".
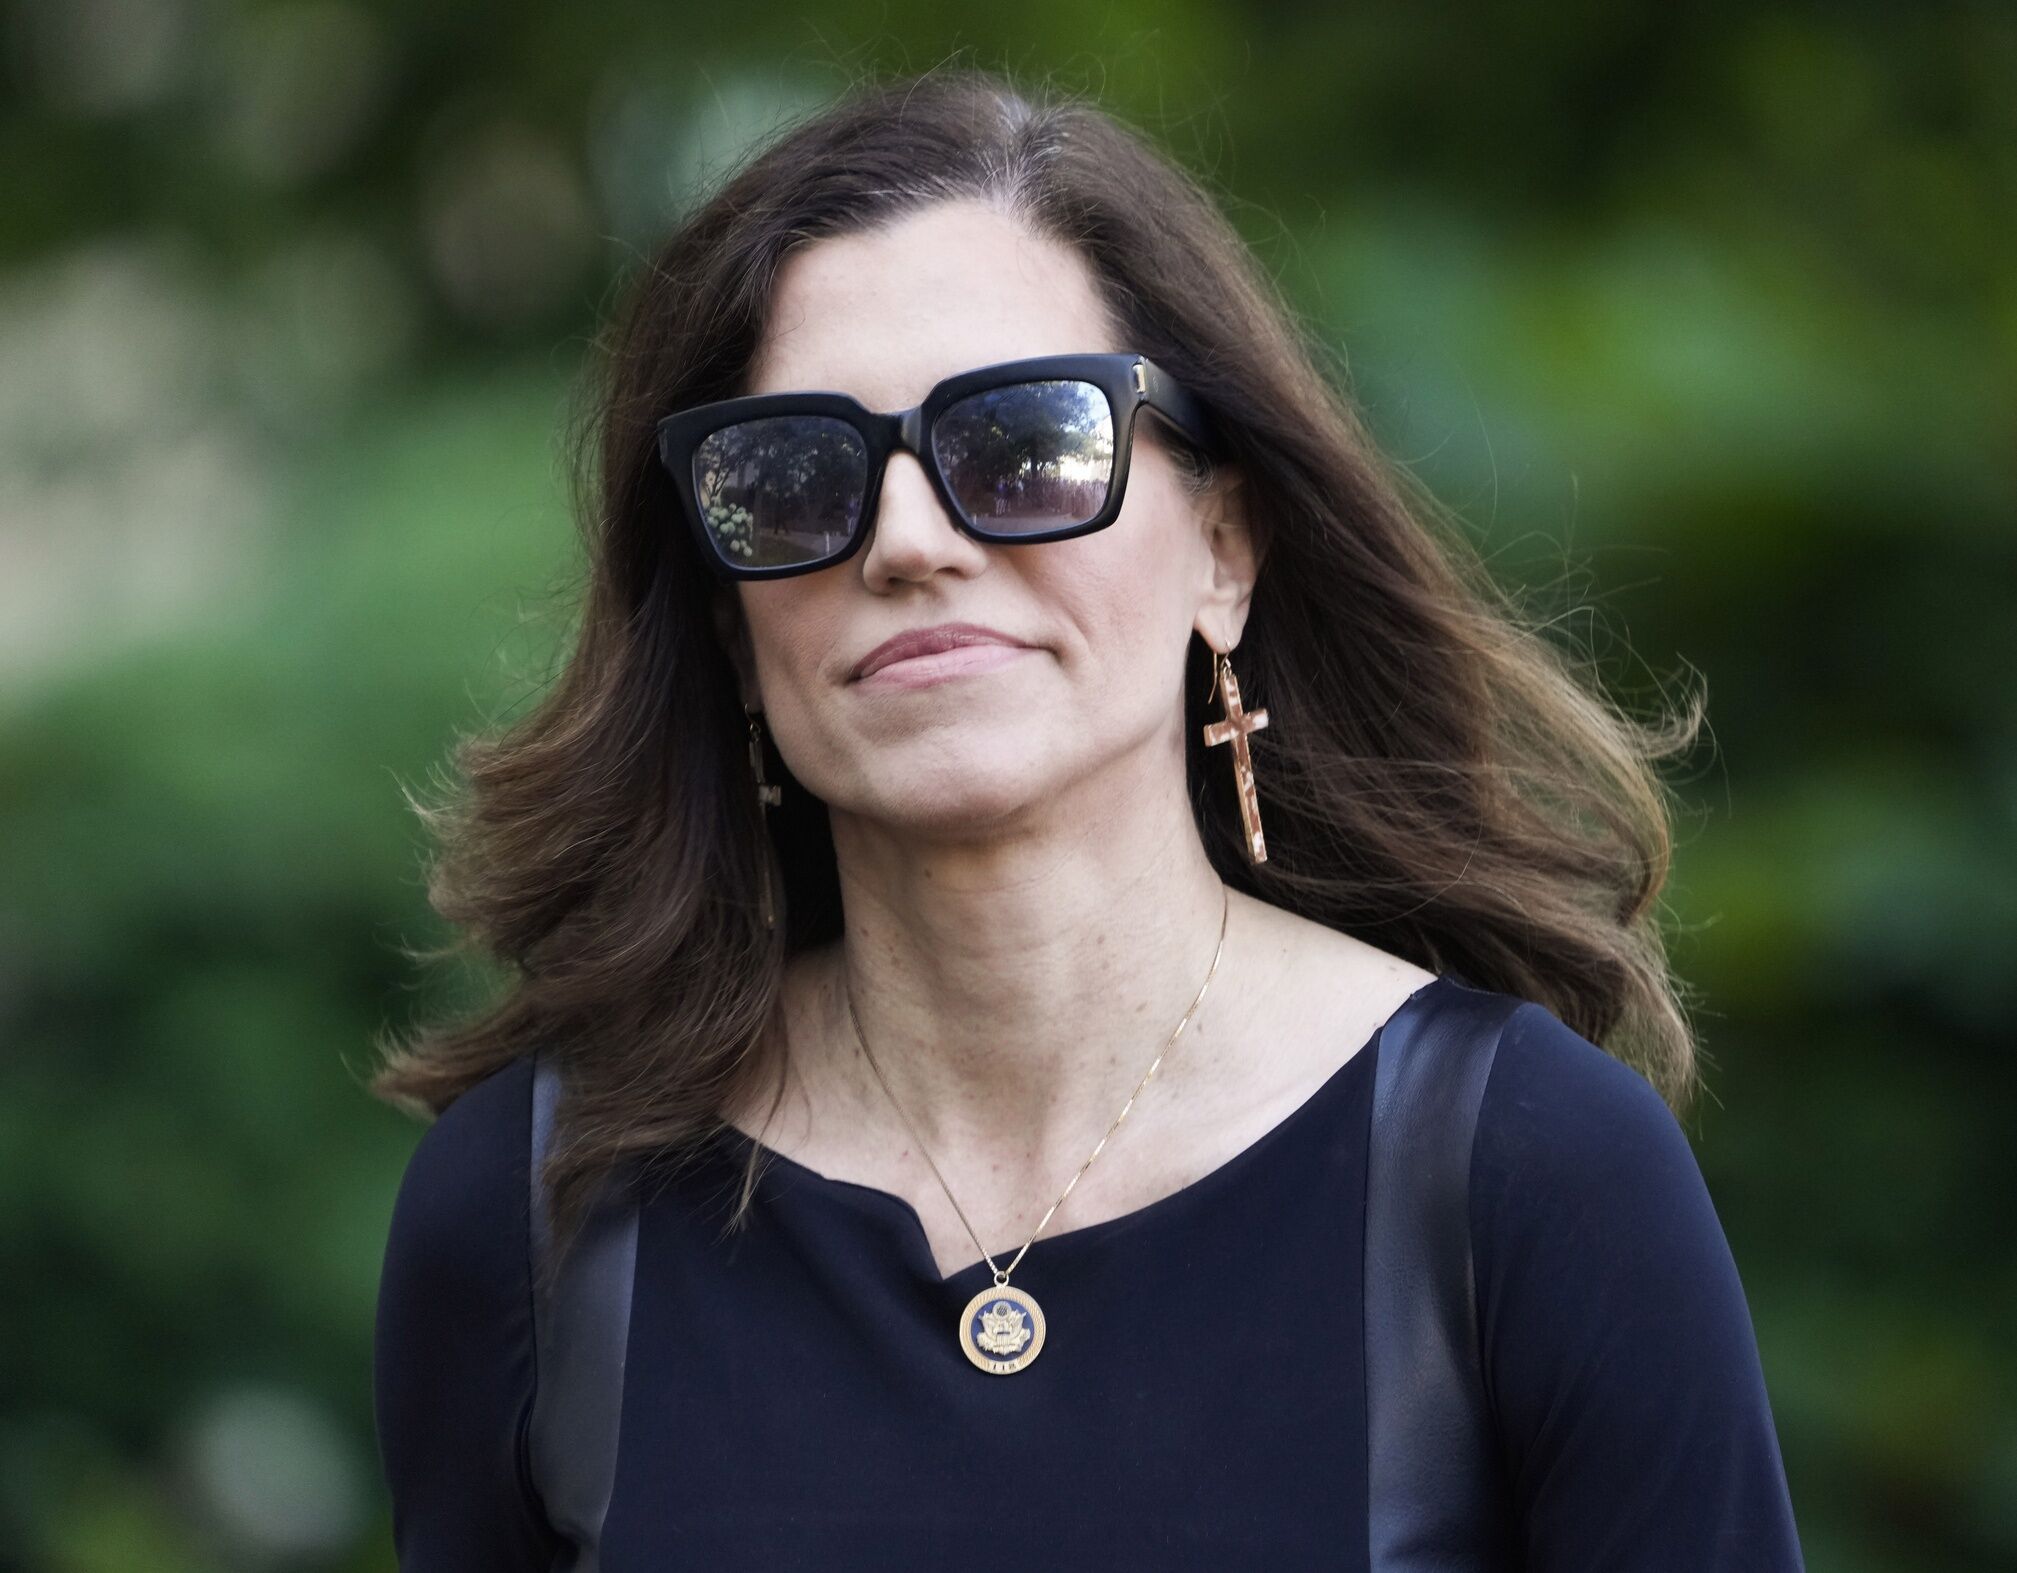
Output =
[{"x1": 718, "y1": 197, "x2": 1255, "y2": 843}]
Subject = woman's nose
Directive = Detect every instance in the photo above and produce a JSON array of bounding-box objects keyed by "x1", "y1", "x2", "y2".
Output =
[{"x1": 856, "y1": 450, "x2": 989, "y2": 586}]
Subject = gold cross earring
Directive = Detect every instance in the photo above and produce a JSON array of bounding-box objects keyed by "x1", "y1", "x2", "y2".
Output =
[{"x1": 1201, "y1": 648, "x2": 1269, "y2": 864}]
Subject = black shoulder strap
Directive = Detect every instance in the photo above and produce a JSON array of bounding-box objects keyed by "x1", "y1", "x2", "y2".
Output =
[
  {"x1": 1365, "y1": 978, "x2": 1523, "y2": 1571},
  {"x1": 527, "y1": 1048, "x2": 640, "y2": 1571}
]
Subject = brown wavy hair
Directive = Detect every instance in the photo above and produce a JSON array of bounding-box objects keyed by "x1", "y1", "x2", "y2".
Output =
[{"x1": 368, "y1": 63, "x2": 1707, "y2": 1285}]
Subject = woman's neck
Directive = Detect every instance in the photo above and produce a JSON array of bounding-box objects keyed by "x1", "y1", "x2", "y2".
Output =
[{"x1": 789, "y1": 785, "x2": 1263, "y2": 1185}]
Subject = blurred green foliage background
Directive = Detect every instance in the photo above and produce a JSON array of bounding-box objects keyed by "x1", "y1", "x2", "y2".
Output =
[{"x1": 2, "y1": 3, "x2": 2012, "y2": 1568}]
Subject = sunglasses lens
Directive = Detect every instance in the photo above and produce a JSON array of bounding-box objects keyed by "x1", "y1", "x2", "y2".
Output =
[
  {"x1": 933, "y1": 379, "x2": 1115, "y2": 535},
  {"x1": 692, "y1": 415, "x2": 868, "y2": 568}
]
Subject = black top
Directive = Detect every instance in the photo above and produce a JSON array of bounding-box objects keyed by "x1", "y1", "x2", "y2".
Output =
[{"x1": 372, "y1": 975, "x2": 1806, "y2": 1569}]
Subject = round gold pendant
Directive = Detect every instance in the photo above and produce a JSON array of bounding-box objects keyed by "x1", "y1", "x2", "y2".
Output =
[{"x1": 959, "y1": 1281, "x2": 1046, "y2": 1374}]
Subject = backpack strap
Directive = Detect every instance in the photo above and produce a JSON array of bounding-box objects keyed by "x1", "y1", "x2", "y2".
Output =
[
  {"x1": 527, "y1": 1048, "x2": 640, "y2": 1571},
  {"x1": 1365, "y1": 978, "x2": 1522, "y2": 1571}
]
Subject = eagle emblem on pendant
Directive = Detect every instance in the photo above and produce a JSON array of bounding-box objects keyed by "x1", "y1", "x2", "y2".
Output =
[{"x1": 959, "y1": 1283, "x2": 1047, "y2": 1374}]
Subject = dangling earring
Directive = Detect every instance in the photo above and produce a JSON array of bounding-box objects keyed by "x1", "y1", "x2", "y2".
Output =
[
  {"x1": 745, "y1": 707, "x2": 782, "y2": 931},
  {"x1": 1201, "y1": 647, "x2": 1269, "y2": 864}
]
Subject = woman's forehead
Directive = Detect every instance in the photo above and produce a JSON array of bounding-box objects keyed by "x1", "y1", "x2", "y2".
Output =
[{"x1": 748, "y1": 204, "x2": 1113, "y2": 404}]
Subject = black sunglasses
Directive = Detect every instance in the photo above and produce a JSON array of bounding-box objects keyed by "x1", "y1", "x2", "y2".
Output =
[{"x1": 654, "y1": 351, "x2": 1224, "y2": 581}]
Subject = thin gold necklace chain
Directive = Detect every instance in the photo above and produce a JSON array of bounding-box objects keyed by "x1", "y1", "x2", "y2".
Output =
[{"x1": 843, "y1": 882, "x2": 1233, "y2": 1288}]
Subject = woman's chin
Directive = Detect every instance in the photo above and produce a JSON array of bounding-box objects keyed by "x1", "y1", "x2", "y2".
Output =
[{"x1": 837, "y1": 760, "x2": 1060, "y2": 837}]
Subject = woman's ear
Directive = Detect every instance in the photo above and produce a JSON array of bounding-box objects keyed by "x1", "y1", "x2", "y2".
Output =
[
  {"x1": 712, "y1": 584, "x2": 761, "y2": 708},
  {"x1": 1193, "y1": 462, "x2": 1261, "y2": 652}
]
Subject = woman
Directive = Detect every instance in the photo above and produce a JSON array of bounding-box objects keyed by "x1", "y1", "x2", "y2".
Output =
[{"x1": 370, "y1": 67, "x2": 1805, "y2": 1570}]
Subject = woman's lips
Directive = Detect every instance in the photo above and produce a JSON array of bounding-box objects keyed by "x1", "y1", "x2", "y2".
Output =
[
  {"x1": 852, "y1": 643, "x2": 1036, "y2": 690},
  {"x1": 851, "y1": 622, "x2": 1033, "y2": 680}
]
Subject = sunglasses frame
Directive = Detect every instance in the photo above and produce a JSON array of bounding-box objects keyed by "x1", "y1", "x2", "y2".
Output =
[{"x1": 654, "y1": 351, "x2": 1225, "y2": 582}]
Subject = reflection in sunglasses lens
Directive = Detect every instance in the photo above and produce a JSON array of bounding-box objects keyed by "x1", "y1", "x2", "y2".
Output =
[
  {"x1": 933, "y1": 380, "x2": 1115, "y2": 534},
  {"x1": 693, "y1": 415, "x2": 869, "y2": 567}
]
